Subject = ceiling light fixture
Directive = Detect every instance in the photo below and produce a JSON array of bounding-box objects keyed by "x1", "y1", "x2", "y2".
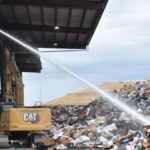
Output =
[
  {"x1": 53, "y1": 43, "x2": 58, "y2": 46},
  {"x1": 54, "y1": 26, "x2": 60, "y2": 30}
]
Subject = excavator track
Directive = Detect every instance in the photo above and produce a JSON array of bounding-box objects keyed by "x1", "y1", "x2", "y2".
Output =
[
  {"x1": 2, "y1": 149, "x2": 34, "y2": 150},
  {"x1": 0, "y1": 132, "x2": 47, "y2": 150}
]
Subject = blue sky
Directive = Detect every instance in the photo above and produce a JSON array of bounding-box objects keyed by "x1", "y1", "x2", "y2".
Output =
[{"x1": 23, "y1": 0, "x2": 150, "y2": 106}]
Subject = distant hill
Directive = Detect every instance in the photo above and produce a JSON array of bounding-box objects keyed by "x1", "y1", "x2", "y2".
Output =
[{"x1": 43, "y1": 81, "x2": 135, "y2": 106}]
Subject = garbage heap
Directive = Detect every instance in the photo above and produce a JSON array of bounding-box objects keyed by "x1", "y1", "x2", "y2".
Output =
[{"x1": 44, "y1": 80, "x2": 150, "y2": 149}]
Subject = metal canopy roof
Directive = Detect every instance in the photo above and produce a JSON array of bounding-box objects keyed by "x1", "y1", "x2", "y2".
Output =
[{"x1": 0, "y1": 0, "x2": 108, "y2": 72}]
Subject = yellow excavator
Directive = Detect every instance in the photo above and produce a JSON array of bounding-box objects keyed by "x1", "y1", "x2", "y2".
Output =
[{"x1": 0, "y1": 44, "x2": 51, "y2": 147}]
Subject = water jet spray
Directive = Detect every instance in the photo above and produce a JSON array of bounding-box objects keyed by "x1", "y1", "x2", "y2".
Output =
[{"x1": 0, "y1": 29, "x2": 149, "y2": 125}]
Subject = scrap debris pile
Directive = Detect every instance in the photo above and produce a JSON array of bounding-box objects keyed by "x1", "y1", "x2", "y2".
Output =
[{"x1": 45, "y1": 80, "x2": 150, "y2": 150}]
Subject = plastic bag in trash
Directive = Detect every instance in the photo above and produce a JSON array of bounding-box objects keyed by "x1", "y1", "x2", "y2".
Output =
[
  {"x1": 69, "y1": 135, "x2": 90, "y2": 146},
  {"x1": 102, "y1": 123, "x2": 117, "y2": 133}
]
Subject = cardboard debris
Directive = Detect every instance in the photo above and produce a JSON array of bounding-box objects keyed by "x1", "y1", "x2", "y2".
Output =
[
  {"x1": 46, "y1": 80, "x2": 150, "y2": 149},
  {"x1": 43, "y1": 138, "x2": 56, "y2": 146}
]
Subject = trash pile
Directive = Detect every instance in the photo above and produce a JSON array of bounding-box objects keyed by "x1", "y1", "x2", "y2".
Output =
[
  {"x1": 116, "y1": 81, "x2": 150, "y2": 115},
  {"x1": 45, "y1": 80, "x2": 150, "y2": 150}
]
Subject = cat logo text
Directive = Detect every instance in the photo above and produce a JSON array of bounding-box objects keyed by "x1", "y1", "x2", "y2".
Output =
[{"x1": 23, "y1": 113, "x2": 39, "y2": 122}]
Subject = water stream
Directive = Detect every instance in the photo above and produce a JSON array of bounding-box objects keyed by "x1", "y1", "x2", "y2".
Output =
[{"x1": 0, "y1": 29, "x2": 149, "y2": 125}]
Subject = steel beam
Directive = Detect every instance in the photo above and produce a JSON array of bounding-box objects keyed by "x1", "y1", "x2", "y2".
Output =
[
  {"x1": 0, "y1": 23, "x2": 92, "y2": 34},
  {"x1": 0, "y1": 0, "x2": 104, "y2": 9}
]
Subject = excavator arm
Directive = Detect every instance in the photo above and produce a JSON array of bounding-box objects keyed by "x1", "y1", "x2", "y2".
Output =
[{"x1": 0, "y1": 45, "x2": 24, "y2": 110}]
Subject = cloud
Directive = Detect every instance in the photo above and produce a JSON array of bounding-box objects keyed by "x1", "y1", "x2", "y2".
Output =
[{"x1": 91, "y1": 0, "x2": 150, "y2": 47}]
